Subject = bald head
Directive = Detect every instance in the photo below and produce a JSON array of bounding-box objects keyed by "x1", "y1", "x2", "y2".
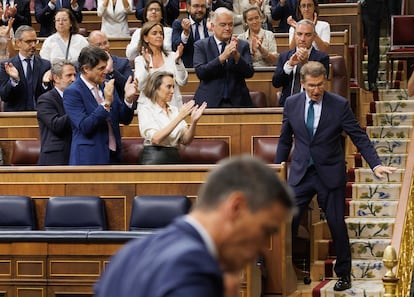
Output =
[{"x1": 88, "y1": 30, "x2": 110, "y2": 52}]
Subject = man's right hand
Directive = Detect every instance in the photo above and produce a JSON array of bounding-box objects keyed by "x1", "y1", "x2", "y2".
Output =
[
  {"x1": 181, "y1": 18, "x2": 191, "y2": 36},
  {"x1": 4, "y1": 62, "x2": 19, "y2": 81}
]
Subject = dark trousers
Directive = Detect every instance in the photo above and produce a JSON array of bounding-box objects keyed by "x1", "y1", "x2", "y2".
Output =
[{"x1": 291, "y1": 166, "x2": 351, "y2": 277}]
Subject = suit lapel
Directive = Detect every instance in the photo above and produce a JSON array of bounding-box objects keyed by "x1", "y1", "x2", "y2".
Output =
[
  {"x1": 13, "y1": 56, "x2": 28, "y2": 89},
  {"x1": 32, "y1": 56, "x2": 41, "y2": 93}
]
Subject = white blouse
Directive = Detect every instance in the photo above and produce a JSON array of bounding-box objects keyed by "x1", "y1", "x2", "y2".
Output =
[
  {"x1": 40, "y1": 33, "x2": 89, "y2": 64},
  {"x1": 126, "y1": 27, "x2": 172, "y2": 61},
  {"x1": 97, "y1": 0, "x2": 133, "y2": 38},
  {"x1": 289, "y1": 20, "x2": 331, "y2": 51}
]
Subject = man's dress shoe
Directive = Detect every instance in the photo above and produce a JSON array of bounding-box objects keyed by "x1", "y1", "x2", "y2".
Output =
[{"x1": 334, "y1": 275, "x2": 352, "y2": 291}]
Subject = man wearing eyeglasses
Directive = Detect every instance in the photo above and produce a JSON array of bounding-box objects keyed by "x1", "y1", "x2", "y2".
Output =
[
  {"x1": 0, "y1": 25, "x2": 51, "y2": 111},
  {"x1": 275, "y1": 61, "x2": 396, "y2": 292},
  {"x1": 172, "y1": 0, "x2": 210, "y2": 67},
  {"x1": 272, "y1": 19, "x2": 329, "y2": 106}
]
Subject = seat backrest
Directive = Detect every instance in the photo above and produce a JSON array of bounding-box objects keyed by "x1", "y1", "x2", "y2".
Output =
[
  {"x1": 250, "y1": 91, "x2": 267, "y2": 108},
  {"x1": 179, "y1": 139, "x2": 229, "y2": 164},
  {"x1": 0, "y1": 196, "x2": 36, "y2": 230},
  {"x1": 10, "y1": 140, "x2": 41, "y2": 165},
  {"x1": 253, "y1": 137, "x2": 279, "y2": 163},
  {"x1": 121, "y1": 138, "x2": 144, "y2": 164},
  {"x1": 44, "y1": 196, "x2": 107, "y2": 231},
  {"x1": 129, "y1": 195, "x2": 191, "y2": 230},
  {"x1": 391, "y1": 15, "x2": 414, "y2": 49},
  {"x1": 330, "y1": 55, "x2": 348, "y2": 99}
]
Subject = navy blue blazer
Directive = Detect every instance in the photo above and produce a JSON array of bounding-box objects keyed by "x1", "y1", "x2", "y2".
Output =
[
  {"x1": 270, "y1": 0, "x2": 297, "y2": 33},
  {"x1": 193, "y1": 36, "x2": 254, "y2": 107},
  {"x1": 272, "y1": 47, "x2": 329, "y2": 106},
  {"x1": 36, "y1": 88, "x2": 72, "y2": 165},
  {"x1": 275, "y1": 91, "x2": 381, "y2": 189},
  {"x1": 10, "y1": 0, "x2": 32, "y2": 32},
  {"x1": 94, "y1": 218, "x2": 224, "y2": 297},
  {"x1": 63, "y1": 77, "x2": 136, "y2": 165},
  {"x1": 34, "y1": 0, "x2": 84, "y2": 37},
  {"x1": 172, "y1": 17, "x2": 209, "y2": 67},
  {"x1": 0, "y1": 55, "x2": 51, "y2": 111},
  {"x1": 111, "y1": 55, "x2": 133, "y2": 99}
]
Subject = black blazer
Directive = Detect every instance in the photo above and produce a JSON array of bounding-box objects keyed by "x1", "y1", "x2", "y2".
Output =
[
  {"x1": 36, "y1": 88, "x2": 72, "y2": 165},
  {"x1": 0, "y1": 54, "x2": 51, "y2": 111},
  {"x1": 111, "y1": 55, "x2": 134, "y2": 99},
  {"x1": 11, "y1": 0, "x2": 32, "y2": 32},
  {"x1": 272, "y1": 47, "x2": 330, "y2": 106},
  {"x1": 172, "y1": 17, "x2": 209, "y2": 68}
]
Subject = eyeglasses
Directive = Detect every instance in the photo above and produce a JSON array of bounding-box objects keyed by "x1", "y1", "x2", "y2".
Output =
[
  {"x1": 148, "y1": 7, "x2": 161, "y2": 12},
  {"x1": 55, "y1": 18, "x2": 70, "y2": 22},
  {"x1": 21, "y1": 39, "x2": 40, "y2": 45},
  {"x1": 191, "y1": 4, "x2": 206, "y2": 9},
  {"x1": 300, "y1": 3, "x2": 314, "y2": 9}
]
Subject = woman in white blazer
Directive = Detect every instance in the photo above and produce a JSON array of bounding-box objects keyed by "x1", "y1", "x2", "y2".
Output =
[{"x1": 97, "y1": 0, "x2": 133, "y2": 38}]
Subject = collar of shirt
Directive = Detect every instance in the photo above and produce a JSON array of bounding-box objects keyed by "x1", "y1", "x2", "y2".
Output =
[
  {"x1": 19, "y1": 53, "x2": 33, "y2": 63},
  {"x1": 80, "y1": 74, "x2": 103, "y2": 97},
  {"x1": 305, "y1": 92, "x2": 322, "y2": 125},
  {"x1": 55, "y1": 86, "x2": 64, "y2": 98},
  {"x1": 150, "y1": 100, "x2": 173, "y2": 115},
  {"x1": 213, "y1": 35, "x2": 226, "y2": 52},
  {"x1": 184, "y1": 215, "x2": 218, "y2": 259}
]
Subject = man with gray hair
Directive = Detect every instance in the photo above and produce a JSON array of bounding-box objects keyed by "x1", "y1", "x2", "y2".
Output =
[
  {"x1": 36, "y1": 59, "x2": 76, "y2": 165},
  {"x1": 193, "y1": 7, "x2": 254, "y2": 108},
  {"x1": 0, "y1": 25, "x2": 51, "y2": 111},
  {"x1": 95, "y1": 155, "x2": 295, "y2": 297},
  {"x1": 272, "y1": 19, "x2": 329, "y2": 106}
]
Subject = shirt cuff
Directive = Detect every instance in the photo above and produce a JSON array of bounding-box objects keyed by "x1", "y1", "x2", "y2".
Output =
[
  {"x1": 283, "y1": 61, "x2": 294, "y2": 75},
  {"x1": 124, "y1": 99, "x2": 134, "y2": 109}
]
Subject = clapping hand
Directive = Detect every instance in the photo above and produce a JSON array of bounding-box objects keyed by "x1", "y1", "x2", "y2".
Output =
[
  {"x1": 190, "y1": 101, "x2": 207, "y2": 123},
  {"x1": 103, "y1": 79, "x2": 115, "y2": 103},
  {"x1": 4, "y1": 62, "x2": 19, "y2": 81}
]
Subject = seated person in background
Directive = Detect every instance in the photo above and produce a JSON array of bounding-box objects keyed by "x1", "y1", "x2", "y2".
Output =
[
  {"x1": 63, "y1": 46, "x2": 138, "y2": 165},
  {"x1": 35, "y1": 0, "x2": 84, "y2": 37},
  {"x1": 126, "y1": 0, "x2": 173, "y2": 61},
  {"x1": 135, "y1": 22, "x2": 187, "y2": 108},
  {"x1": 97, "y1": 0, "x2": 133, "y2": 38},
  {"x1": 135, "y1": 0, "x2": 179, "y2": 27},
  {"x1": 408, "y1": 71, "x2": 414, "y2": 97},
  {"x1": 238, "y1": 6, "x2": 278, "y2": 67},
  {"x1": 271, "y1": 0, "x2": 297, "y2": 33},
  {"x1": 172, "y1": 0, "x2": 210, "y2": 68},
  {"x1": 94, "y1": 155, "x2": 295, "y2": 297},
  {"x1": 138, "y1": 71, "x2": 206, "y2": 165},
  {"x1": 193, "y1": 7, "x2": 254, "y2": 108},
  {"x1": 0, "y1": 4, "x2": 15, "y2": 61},
  {"x1": 287, "y1": 0, "x2": 330, "y2": 52},
  {"x1": 206, "y1": 0, "x2": 232, "y2": 12},
  {"x1": 40, "y1": 8, "x2": 89, "y2": 63},
  {"x1": 0, "y1": 25, "x2": 51, "y2": 111},
  {"x1": 2, "y1": 0, "x2": 31, "y2": 33},
  {"x1": 37, "y1": 60, "x2": 76, "y2": 165},
  {"x1": 272, "y1": 19, "x2": 329, "y2": 106},
  {"x1": 88, "y1": 30, "x2": 134, "y2": 98}
]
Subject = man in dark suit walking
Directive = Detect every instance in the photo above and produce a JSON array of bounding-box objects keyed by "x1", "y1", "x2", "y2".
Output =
[
  {"x1": 88, "y1": 30, "x2": 134, "y2": 99},
  {"x1": 274, "y1": 61, "x2": 396, "y2": 291},
  {"x1": 0, "y1": 25, "x2": 51, "y2": 111},
  {"x1": 94, "y1": 155, "x2": 295, "y2": 297},
  {"x1": 37, "y1": 60, "x2": 76, "y2": 165},
  {"x1": 272, "y1": 19, "x2": 329, "y2": 107},
  {"x1": 193, "y1": 7, "x2": 254, "y2": 108},
  {"x1": 63, "y1": 46, "x2": 137, "y2": 165},
  {"x1": 172, "y1": 0, "x2": 209, "y2": 67},
  {"x1": 34, "y1": 0, "x2": 84, "y2": 37}
]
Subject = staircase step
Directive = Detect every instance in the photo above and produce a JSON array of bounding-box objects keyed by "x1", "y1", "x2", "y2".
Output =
[
  {"x1": 351, "y1": 260, "x2": 386, "y2": 279},
  {"x1": 349, "y1": 200, "x2": 398, "y2": 217},
  {"x1": 366, "y1": 125, "x2": 413, "y2": 139},
  {"x1": 369, "y1": 112, "x2": 414, "y2": 126},
  {"x1": 346, "y1": 218, "x2": 395, "y2": 239},
  {"x1": 371, "y1": 139, "x2": 409, "y2": 153},
  {"x1": 350, "y1": 238, "x2": 391, "y2": 259},
  {"x1": 373, "y1": 100, "x2": 414, "y2": 113},
  {"x1": 351, "y1": 183, "x2": 401, "y2": 200},
  {"x1": 376, "y1": 89, "x2": 414, "y2": 101},
  {"x1": 350, "y1": 168, "x2": 405, "y2": 183},
  {"x1": 361, "y1": 153, "x2": 407, "y2": 168},
  {"x1": 318, "y1": 280, "x2": 385, "y2": 296}
]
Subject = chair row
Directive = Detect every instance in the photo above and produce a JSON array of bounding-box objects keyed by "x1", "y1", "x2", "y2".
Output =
[
  {"x1": 0, "y1": 195, "x2": 191, "y2": 241},
  {"x1": 10, "y1": 138, "x2": 229, "y2": 166}
]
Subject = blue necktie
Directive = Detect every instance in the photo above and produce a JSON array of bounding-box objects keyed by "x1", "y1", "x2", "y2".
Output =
[
  {"x1": 194, "y1": 22, "x2": 200, "y2": 41},
  {"x1": 24, "y1": 58, "x2": 34, "y2": 109},
  {"x1": 306, "y1": 100, "x2": 315, "y2": 166}
]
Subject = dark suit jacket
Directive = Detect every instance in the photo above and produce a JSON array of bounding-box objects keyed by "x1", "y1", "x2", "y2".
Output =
[
  {"x1": 111, "y1": 55, "x2": 133, "y2": 99},
  {"x1": 36, "y1": 87, "x2": 72, "y2": 165},
  {"x1": 193, "y1": 36, "x2": 254, "y2": 107},
  {"x1": 275, "y1": 91, "x2": 382, "y2": 189},
  {"x1": 135, "y1": 0, "x2": 179, "y2": 26},
  {"x1": 63, "y1": 77, "x2": 136, "y2": 165},
  {"x1": 209, "y1": 0, "x2": 232, "y2": 12},
  {"x1": 10, "y1": 0, "x2": 32, "y2": 32},
  {"x1": 34, "y1": 0, "x2": 84, "y2": 37},
  {"x1": 0, "y1": 54, "x2": 51, "y2": 111},
  {"x1": 172, "y1": 17, "x2": 209, "y2": 67},
  {"x1": 272, "y1": 47, "x2": 329, "y2": 106},
  {"x1": 270, "y1": 0, "x2": 297, "y2": 33},
  {"x1": 94, "y1": 218, "x2": 224, "y2": 297}
]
